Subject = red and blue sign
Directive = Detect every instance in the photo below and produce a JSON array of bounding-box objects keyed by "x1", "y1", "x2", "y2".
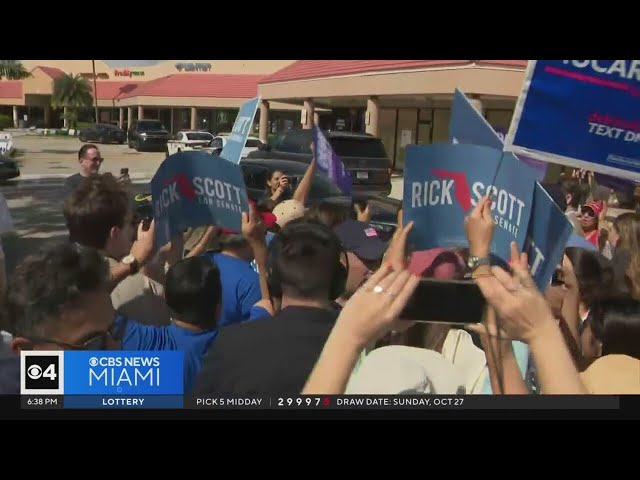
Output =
[
  {"x1": 151, "y1": 151, "x2": 250, "y2": 247},
  {"x1": 403, "y1": 143, "x2": 534, "y2": 262}
]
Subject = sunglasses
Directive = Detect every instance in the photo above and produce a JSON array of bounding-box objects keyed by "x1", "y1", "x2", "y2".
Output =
[{"x1": 22, "y1": 316, "x2": 128, "y2": 351}]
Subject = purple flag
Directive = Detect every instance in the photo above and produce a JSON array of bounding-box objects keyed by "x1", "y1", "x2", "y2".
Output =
[{"x1": 312, "y1": 125, "x2": 352, "y2": 195}]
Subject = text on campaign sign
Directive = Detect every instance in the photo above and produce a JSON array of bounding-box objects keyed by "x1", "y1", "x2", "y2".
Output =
[{"x1": 64, "y1": 351, "x2": 184, "y2": 395}]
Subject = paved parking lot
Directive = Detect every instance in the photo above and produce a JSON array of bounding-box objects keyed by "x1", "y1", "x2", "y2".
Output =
[
  {"x1": 1, "y1": 135, "x2": 160, "y2": 273},
  {"x1": 0, "y1": 133, "x2": 403, "y2": 274},
  {"x1": 8, "y1": 134, "x2": 165, "y2": 180}
]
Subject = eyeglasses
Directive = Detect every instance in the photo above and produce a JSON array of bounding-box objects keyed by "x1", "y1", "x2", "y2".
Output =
[
  {"x1": 84, "y1": 156, "x2": 104, "y2": 163},
  {"x1": 21, "y1": 315, "x2": 128, "y2": 351}
]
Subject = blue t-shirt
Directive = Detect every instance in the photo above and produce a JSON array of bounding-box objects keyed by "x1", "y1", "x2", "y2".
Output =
[
  {"x1": 205, "y1": 252, "x2": 262, "y2": 328},
  {"x1": 249, "y1": 306, "x2": 271, "y2": 322},
  {"x1": 117, "y1": 318, "x2": 218, "y2": 394}
]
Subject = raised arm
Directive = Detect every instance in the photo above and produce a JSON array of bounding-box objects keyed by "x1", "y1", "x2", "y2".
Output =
[
  {"x1": 242, "y1": 205, "x2": 270, "y2": 302},
  {"x1": 474, "y1": 264, "x2": 588, "y2": 394},
  {"x1": 185, "y1": 226, "x2": 217, "y2": 258},
  {"x1": 303, "y1": 264, "x2": 419, "y2": 394},
  {"x1": 293, "y1": 143, "x2": 317, "y2": 204},
  {"x1": 110, "y1": 220, "x2": 156, "y2": 291}
]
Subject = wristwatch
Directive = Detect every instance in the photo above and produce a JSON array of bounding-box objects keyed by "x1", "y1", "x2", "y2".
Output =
[
  {"x1": 121, "y1": 254, "x2": 140, "y2": 275},
  {"x1": 467, "y1": 255, "x2": 491, "y2": 271}
]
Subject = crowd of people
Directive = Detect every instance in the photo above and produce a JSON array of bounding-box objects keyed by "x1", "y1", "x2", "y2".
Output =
[{"x1": 1, "y1": 142, "x2": 640, "y2": 397}]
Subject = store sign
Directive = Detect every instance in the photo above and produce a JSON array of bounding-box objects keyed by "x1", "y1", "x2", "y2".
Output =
[
  {"x1": 114, "y1": 69, "x2": 145, "y2": 78},
  {"x1": 175, "y1": 63, "x2": 212, "y2": 72},
  {"x1": 81, "y1": 72, "x2": 109, "y2": 80}
]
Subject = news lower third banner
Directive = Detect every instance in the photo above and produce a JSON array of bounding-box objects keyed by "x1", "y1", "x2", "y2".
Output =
[
  {"x1": 20, "y1": 394, "x2": 621, "y2": 410},
  {"x1": 16, "y1": 351, "x2": 624, "y2": 411},
  {"x1": 20, "y1": 350, "x2": 184, "y2": 409}
]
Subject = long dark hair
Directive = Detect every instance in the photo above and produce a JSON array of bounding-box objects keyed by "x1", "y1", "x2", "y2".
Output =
[
  {"x1": 613, "y1": 213, "x2": 640, "y2": 299},
  {"x1": 590, "y1": 297, "x2": 640, "y2": 359},
  {"x1": 565, "y1": 247, "x2": 616, "y2": 308}
]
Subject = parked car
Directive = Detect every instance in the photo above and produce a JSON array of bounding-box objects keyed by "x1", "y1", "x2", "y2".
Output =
[
  {"x1": 78, "y1": 123, "x2": 126, "y2": 144},
  {"x1": 166, "y1": 130, "x2": 214, "y2": 156},
  {"x1": 209, "y1": 134, "x2": 264, "y2": 159},
  {"x1": 0, "y1": 155, "x2": 20, "y2": 181},
  {"x1": 247, "y1": 130, "x2": 392, "y2": 197},
  {"x1": 128, "y1": 119, "x2": 171, "y2": 152},
  {"x1": 239, "y1": 158, "x2": 399, "y2": 238},
  {"x1": 0, "y1": 133, "x2": 14, "y2": 156}
]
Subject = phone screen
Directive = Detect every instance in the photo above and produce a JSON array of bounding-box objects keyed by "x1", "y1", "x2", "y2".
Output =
[{"x1": 400, "y1": 278, "x2": 486, "y2": 324}]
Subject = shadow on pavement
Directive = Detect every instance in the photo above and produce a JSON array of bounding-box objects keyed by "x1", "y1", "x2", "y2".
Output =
[{"x1": 1, "y1": 179, "x2": 150, "y2": 274}]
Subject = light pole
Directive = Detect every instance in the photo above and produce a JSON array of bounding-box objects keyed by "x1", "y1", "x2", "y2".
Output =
[{"x1": 92, "y1": 60, "x2": 99, "y2": 123}]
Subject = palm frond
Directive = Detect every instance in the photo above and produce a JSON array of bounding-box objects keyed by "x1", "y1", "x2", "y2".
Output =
[
  {"x1": 52, "y1": 73, "x2": 94, "y2": 108},
  {"x1": 0, "y1": 60, "x2": 32, "y2": 80}
]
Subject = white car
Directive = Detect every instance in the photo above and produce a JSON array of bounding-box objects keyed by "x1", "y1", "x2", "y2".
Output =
[
  {"x1": 0, "y1": 133, "x2": 13, "y2": 156},
  {"x1": 209, "y1": 134, "x2": 264, "y2": 159},
  {"x1": 166, "y1": 130, "x2": 214, "y2": 156}
]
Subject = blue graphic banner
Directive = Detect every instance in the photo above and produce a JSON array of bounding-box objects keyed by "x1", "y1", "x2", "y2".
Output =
[
  {"x1": 312, "y1": 124, "x2": 352, "y2": 195},
  {"x1": 505, "y1": 60, "x2": 640, "y2": 179},
  {"x1": 525, "y1": 183, "x2": 574, "y2": 290},
  {"x1": 403, "y1": 144, "x2": 534, "y2": 261},
  {"x1": 449, "y1": 88, "x2": 547, "y2": 181},
  {"x1": 64, "y1": 351, "x2": 184, "y2": 395},
  {"x1": 151, "y1": 151, "x2": 250, "y2": 247},
  {"x1": 220, "y1": 96, "x2": 261, "y2": 164}
]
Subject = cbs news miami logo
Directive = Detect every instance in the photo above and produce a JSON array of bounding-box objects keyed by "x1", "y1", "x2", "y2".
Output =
[{"x1": 20, "y1": 351, "x2": 184, "y2": 395}]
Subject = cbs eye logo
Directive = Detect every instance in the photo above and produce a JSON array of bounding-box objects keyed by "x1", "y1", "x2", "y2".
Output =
[{"x1": 21, "y1": 351, "x2": 64, "y2": 395}]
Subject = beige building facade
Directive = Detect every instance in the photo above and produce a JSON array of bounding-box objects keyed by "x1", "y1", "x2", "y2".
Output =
[
  {"x1": 256, "y1": 60, "x2": 527, "y2": 169},
  {"x1": 0, "y1": 60, "x2": 528, "y2": 170}
]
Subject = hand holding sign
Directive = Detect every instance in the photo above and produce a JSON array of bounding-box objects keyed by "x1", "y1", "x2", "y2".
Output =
[
  {"x1": 241, "y1": 203, "x2": 266, "y2": 245},
  {"x1": 464, "y1": 196, "x2": 494, "y2": 257},
  {"x1": 403, "y1": 143, "x2": 534, "y2": 262}
]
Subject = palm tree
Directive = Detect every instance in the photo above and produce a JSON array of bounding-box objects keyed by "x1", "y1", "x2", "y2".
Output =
[
  {"x1": 0, "y1": 60, "x2": 31, "y2": 80},
  {"x1": 51, "y1": 73, "x2": 94, "y2": 129}
]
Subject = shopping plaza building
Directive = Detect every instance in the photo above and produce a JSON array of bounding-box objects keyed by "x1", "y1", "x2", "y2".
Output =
[{"x1": 0, "y1": 59, "x2": 527, "y2": 169}]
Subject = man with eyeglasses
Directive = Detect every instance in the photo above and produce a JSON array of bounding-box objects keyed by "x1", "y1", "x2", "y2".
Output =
[
  {"x1": 65, "y1": 144, "x2": 104, "y2": 193},
  {"x1": 1, "y1": 243, "x2": 124, "y2": 393}
]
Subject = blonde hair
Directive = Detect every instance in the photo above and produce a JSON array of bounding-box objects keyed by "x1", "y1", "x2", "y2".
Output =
[{"x1": 613, "y1": 213, "x2": 640, "y2": 299}]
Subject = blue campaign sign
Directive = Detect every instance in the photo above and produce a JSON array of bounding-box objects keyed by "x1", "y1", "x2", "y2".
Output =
[
  {"x1": 449, "y1": 89, "x2": 503, "y2": 149},
  {"x1": 505, "y1": 60, "x2": 640, "y2": 179},
  {"x1": 448, "y1": 89, "x2": 574, "y2": 281},
  {"x1": 403, "y1": 143, "x2": 534, "y2": 261},
  {"x1": 220, "y1": 96, "x2": 261, "y2": 164},
  {"x1": 449, "y1": 88, "x2": 547, "y2": 181},
  {"x1": 151, "y1": 151, "x2": 250, "y2": 247},
  {"x1": 525, "y1": 183, "x2": 574, "y2": 290},
  {"x1": 64, "y1": 351, "x2": 184, "y2": 395}
]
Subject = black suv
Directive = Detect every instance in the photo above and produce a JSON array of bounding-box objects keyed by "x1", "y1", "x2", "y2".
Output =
[
  {"x1": 128, "y1": 119, "x2": 171, "y2": 152},
  {"x1": 78, "y1": 123, "x2": 125, "y2": 144},
  {"x1": 248, "y1": 130, "x2": 392, "y2": 196}
]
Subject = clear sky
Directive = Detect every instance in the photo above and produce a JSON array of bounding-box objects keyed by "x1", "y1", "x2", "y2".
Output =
[{"x1": 103, "y1": 60, "x2": 162, "y2": 67}]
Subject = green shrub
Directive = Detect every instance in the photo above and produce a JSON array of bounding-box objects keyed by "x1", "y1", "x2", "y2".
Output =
[{"x1": 0, "y1": 114, "x2": 13, "y2": 130}]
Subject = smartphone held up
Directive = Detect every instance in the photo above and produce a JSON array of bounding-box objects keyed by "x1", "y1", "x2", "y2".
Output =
[{"x1": 400, "y1": 278, "x2": 486, "y2": 324}]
